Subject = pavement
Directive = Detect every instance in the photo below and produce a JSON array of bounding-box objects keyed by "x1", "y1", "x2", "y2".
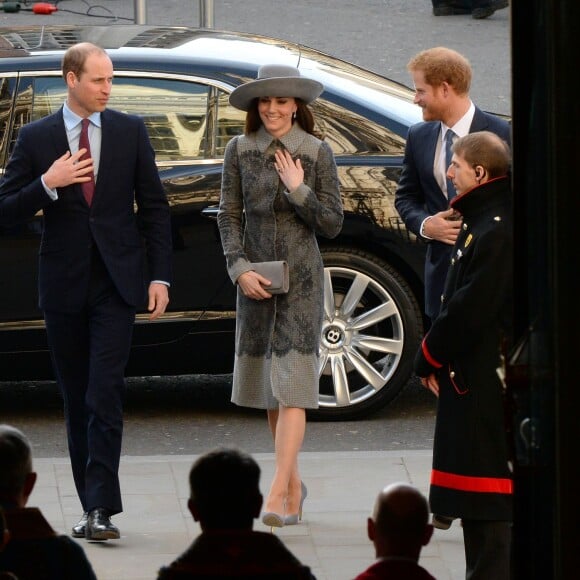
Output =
[{"x1": 30, "y1": 450, "x2": 466, "y2": 580}]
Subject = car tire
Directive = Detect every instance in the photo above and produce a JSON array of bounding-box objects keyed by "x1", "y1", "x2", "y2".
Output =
[{"x1": 309, "y1": 247, "x2": 424, "y2": 421}]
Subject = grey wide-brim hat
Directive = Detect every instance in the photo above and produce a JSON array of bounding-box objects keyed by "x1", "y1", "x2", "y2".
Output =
[{"x1": 229, "y1": 64, "x2": 324, "y2": 111}]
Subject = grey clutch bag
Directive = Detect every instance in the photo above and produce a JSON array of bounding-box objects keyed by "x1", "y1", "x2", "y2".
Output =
[{"x1": 251, "y1": 260, "x2": 289, "y2": 294}]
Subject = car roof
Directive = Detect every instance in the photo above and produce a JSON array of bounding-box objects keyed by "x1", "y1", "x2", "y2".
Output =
[{"x1": 0, "y1": 25, "x2": 421, "y2": 128}]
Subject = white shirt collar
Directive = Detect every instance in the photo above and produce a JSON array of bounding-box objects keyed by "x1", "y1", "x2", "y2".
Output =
[
  {"x1": 441, "y1": 100, "x2": 475, "y2": 140},
  {"x1": 63, "y1": 102, "x2": 102, "y2": 130}
]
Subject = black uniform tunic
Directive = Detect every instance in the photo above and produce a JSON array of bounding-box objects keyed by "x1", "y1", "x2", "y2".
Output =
[{"x1": 414, "y1": 176, "x2": 513, "y2": 521}]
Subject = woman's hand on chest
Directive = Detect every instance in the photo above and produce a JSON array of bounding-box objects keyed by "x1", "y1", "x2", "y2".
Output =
[{"x1": 274, "y1": 149, "x2": 304, "y2": 192}]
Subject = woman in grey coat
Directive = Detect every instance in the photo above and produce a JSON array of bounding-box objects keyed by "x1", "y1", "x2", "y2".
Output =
[{"x1": 218, "y1": 65, "x2": 343, "y2": 530}]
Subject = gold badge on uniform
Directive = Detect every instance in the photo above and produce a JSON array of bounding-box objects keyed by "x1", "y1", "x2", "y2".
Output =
[{"x1": 464, "y1": 233, "x2": 473, "y2": 248}]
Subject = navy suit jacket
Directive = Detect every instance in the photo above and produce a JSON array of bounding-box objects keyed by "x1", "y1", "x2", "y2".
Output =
[
  {"x1": 394, "y1": 106, "x2": 510, "y2": 320},
  {"x1": 0, "y1": 107, "x2": 172, "y2": 312}
]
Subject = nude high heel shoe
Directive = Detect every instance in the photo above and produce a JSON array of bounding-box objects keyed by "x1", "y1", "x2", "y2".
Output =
[
  {"x1": 261, "y1": 511, "x2": 284, "y2": 532},
  {"x1": 284, "y1": 481, "x2": 307, "y2": 525}
]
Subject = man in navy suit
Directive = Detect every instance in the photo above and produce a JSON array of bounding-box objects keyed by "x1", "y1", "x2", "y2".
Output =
[
  {"x1": 395, "y1": 46, "x2": 510, "y2": 324},
  {"x1": 0, "y1": 43, "x2": 172, "y2": 540}
]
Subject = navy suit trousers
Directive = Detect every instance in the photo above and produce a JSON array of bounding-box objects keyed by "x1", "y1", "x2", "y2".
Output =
[{"x1": 44, "y1": 246, "x2": 136, "y2": 515}]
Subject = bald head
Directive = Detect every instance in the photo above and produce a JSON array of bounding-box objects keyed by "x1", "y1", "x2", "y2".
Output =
[
  {"x1": 373, "y1": 482, "x2": 429, "y2": 537},
  {"x1": 368, "y1": 482, "x2": 433, "y2": 559}
]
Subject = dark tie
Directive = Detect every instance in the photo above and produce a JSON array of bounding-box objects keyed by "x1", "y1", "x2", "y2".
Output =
[
  {"x1": 445, "y1": 129, "x2": 456, "y2": 200},
  {"x1": 79, "y1": 118, "x2": 95, "y2": 206}
]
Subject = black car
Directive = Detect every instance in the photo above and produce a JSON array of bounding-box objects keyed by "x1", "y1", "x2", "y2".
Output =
[{"x1": 0, "y1": 25, "x2": 426, "y2": 420}]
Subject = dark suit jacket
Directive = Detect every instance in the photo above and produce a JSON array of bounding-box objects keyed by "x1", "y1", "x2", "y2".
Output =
[
  {"x1": 394, "y1": 106, "x2": 510, "y2": 320},
  {"x1": 0, "y1": 108, "x2": 172, "y2": 312}
]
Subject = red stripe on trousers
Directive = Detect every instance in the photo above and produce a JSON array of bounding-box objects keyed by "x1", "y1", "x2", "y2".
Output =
[{"x1": 431, "y1": 469, "x2": 513, "y2": 494}]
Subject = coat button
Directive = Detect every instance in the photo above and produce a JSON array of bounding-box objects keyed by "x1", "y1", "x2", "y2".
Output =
[{"x1": 450, "y1": 371, "x2": 455, "y2": 378}]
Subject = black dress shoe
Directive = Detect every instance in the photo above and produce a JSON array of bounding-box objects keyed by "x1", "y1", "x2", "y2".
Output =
[
  {"x1": 472, "y1": 0, "x2": 508, "y2": 19},
  {"x1": 433, "y1": 3, "x2": 471, "y2": 16},
  {"x1": 85, "y1": 508, "x2": 120, "y2": 541},
  {"x1": 71, "y1": 511, "x2": 89, "y2": 538}
]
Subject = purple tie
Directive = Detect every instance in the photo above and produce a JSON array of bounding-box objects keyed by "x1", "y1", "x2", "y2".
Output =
[{"x1": 79, "y1": 118, "x2": 95, "y2": 206}]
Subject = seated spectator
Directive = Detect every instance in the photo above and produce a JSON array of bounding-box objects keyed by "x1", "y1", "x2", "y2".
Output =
[
  {"x1": 0, "y1": 424, "x2": 96, "y2": 580},
  {"x1": 0, "y1": 507, "x2": 18, "y2": 580},
  {"x1": 157, "y1": 447, "x2": 315, "y2": 579},
  {"x1": 354, "y1": 482, "x2": 435, "y2": 580}
]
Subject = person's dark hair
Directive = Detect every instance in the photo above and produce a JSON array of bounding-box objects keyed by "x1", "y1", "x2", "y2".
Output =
[
  {"x1": 189, "y1": 447, "x2": 261, "y2": 529},
  {"x1": 0, "y1": 424, "x2": 32, "y2": 496},
  {"x1": 244, "y1": 98, "x2": 315, "y2": 135},
  {"x1": 407, "y1": 46, "x2": 472, "y2": 95},
  {"x1": 61, "y1": 42, "x2": 108, "y2": 80},
  {"x1": 453, "y1": 131, "x2": 511, "y2": 179}
]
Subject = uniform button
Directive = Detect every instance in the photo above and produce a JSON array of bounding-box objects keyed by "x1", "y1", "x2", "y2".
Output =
[
  {"x1": 440, "y1": 295, "x2": 444, "y2": 302},
  {"x1": 451, "y1": 258, "x2": 455, "y2": 265},
  {"x1": 463, "y1": 223, "x2": 468, "y2": 230},
  {"x1": 450, "y1": 371, "x2": 455, "y2": 378}
]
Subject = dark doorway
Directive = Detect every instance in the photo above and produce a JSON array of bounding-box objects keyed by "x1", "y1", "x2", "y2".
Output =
[{"x1": 508, "y1": 1, "x2": 579, "y2": 577}]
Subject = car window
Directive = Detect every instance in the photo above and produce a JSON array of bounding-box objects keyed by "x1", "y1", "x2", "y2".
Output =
[
  {"x1": 216, "y1": 89, "x2": 245, "y2": 156},
  {"x1": 312, "y1": 99, "x2": 406, "y2": 156},
  {"x1": 5, "y1": 73, "x2": 246, "y2": 164},
  {"x1": 0, "y1": 75, "x2": 32, "y2": 169},
  {"x1": 6, "y1": 73, "x2": 402, "y2": 166},
  {"x1": 113, "y1": 77, "x2": 210, "y2": 161},
  {"x1": 31, "y1": 75, "x2": 217, "y2": 161},
  {"x1": 0, "y1": 76, "x2": 15, "y2": 167}
]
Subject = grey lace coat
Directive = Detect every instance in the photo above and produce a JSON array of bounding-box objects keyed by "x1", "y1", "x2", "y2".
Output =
[{"x1": 217, "y1": 124, "x2": 343, "y2": 409}]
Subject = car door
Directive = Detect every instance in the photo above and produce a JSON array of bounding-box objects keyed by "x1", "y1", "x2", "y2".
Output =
[{"x1": 0, "y1": 74, "x2": 51, "y2": 377}]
